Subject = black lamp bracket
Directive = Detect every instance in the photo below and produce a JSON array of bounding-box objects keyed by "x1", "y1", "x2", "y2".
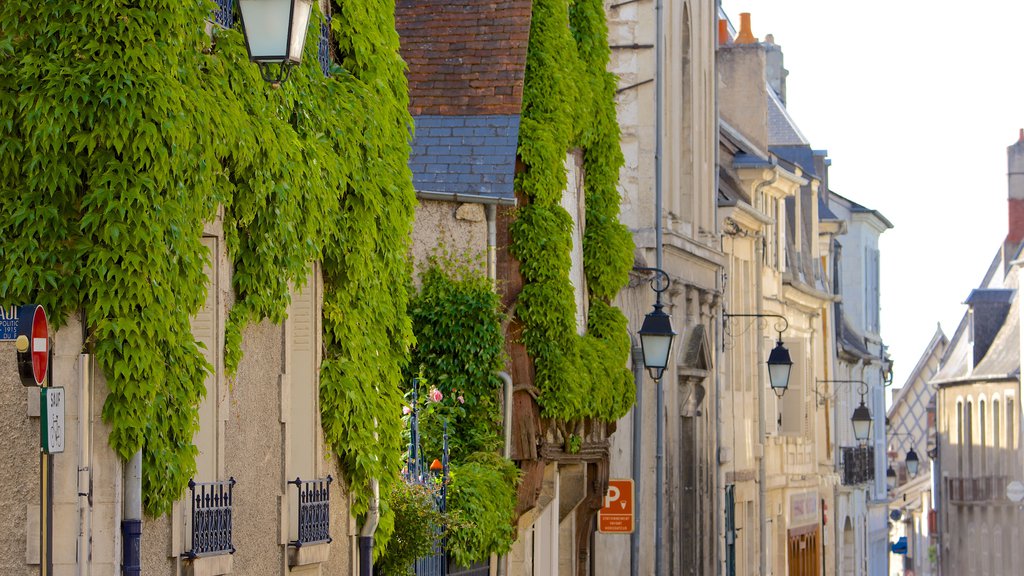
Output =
[
  {"x1": 722, "y1": 312, "x2": 789, "y2": 342},
  {"x1": 813, "y1": 379, "x2": 869, "y2": 406},
  {"x1": 633, "y1": 266, "x2": 670, "y2": 305}
]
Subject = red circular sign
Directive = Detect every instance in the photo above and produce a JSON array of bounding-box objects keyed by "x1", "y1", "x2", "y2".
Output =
[{"x1": 30, "y1": 306, "x2": 48, "y2": 385}]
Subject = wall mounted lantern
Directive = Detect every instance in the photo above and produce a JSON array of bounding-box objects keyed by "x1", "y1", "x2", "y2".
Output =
[
  {"x1": 886, "y1": 464, "x2": 897, "y2": 491},
  {"x1": 851, "y1": 395, "x2": 873, "y2": 444},
  {"x1": 635, "y1": 267, "x2": 676, "y2": 381},
  {"x1": 905, "y1": 447, "x2": 920, "y2": 478},
  {"x1": 723, "y1": 313, "x2": 792, "y2": 396},
  {"x1": 238, "y1": 0, "x2": 315, "y2": 83}
]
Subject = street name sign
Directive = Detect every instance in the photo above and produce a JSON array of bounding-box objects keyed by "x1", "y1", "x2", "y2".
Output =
[
  {"x1": 598, "y1": 478, "x2": 634, "y2": 533},
  {"x1": 0, "y1": 306, "x2": 19, "y2": 341},
  {"x1": 40, "y1": 387, "x2": 64, "y2": 454}
]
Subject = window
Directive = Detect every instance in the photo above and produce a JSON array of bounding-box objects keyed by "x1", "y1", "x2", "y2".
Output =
[
  {"x1": 993, "y1": 399, "x2": 1001, "y2": 476},
  {"x1": 957, "y1": 401, "x2": 964, "y2": 476},
  {"x1": 780, "y1": 339, "x2": 805, "y2": 436},
  {"x1": 980, "y1": 400, "x2": 987, "y2": 475},
  {"x1": 286, "y1": 264, "x2": 322, "y2": 545},
  {"x1": 966, "y1": 401, "x2": 974, "y2": 477}
]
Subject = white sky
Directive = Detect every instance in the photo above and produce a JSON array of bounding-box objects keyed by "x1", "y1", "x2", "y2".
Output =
[{"x1": 723, "y1": 0, "x2": 1024, "y2": 386}]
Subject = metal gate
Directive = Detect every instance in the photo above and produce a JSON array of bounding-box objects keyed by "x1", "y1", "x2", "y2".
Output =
[{"x1": 404, "y1": 379, "x2": 450, "y2": 576}]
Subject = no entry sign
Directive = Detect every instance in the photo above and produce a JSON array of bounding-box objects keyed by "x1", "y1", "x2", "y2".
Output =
[{"x1": 16, "y1": 304, "x2": 49, "y2": 387}]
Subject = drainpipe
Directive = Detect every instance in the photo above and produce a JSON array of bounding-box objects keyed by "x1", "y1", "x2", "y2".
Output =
[
  {"x1": 486, "y1": 204, "x2": 498, "y2": 287},
  {"x1": 653, "y1": 0, "x2": 665, "y2": 571},
  {"x1": 77, "y1": 353, "x2": 92, "y2": 576},
  {"x1": 359, "y1": 478, "x2": 380, "y2": 576},
  {"x1": 496, "y1": 371, "x2": 513, "y2": 576},
  {"x1": 122, "y1": 451, "x2": 142, "y2": 576},
  {"x1": 754, "y1": 174, "x2": 776, "y2": 576},
  {"x1": 631, "y1": 339, "x2": 644, "y2": 576}
]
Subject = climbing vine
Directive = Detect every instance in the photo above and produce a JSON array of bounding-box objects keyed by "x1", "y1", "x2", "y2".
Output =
[
  {"x1": 392, "y1": 260, "x2": 519, "y2": 565},
  {"x1": 511, "y1": 0, "x2": 635, "y2": 422},
  {"x1": 0, "y1": 0, "x2": 414, "y2": 521}
]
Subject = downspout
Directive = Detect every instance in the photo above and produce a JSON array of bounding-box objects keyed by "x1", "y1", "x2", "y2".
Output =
[
  {"x1": 712, "y1": 3, "x2": 723, "y2": 573},
  {"x1": 122, "y1": 451, "x2": 142, "y2": 576},
  {"x1": 754, "y1": 174, "x2": 776, "y2": 576},
  {"x1": 486, "y1": 204, "x2": 498, "y2": 287},
  {"x1": 358, "y1": 479, "x2": 380, "y2": 576},
  {"x1": 653, "y1": 0, "x2": 665, "y2": 572},
  {"x1": 495, "y1": 371, "x2": 513, "y2": 576},
  {"x1": 631, "y1": 338, "x2": 644, "y2": 576},
  {"x1": 77, "y1": 352, "x2": 92, "y2": 576}
]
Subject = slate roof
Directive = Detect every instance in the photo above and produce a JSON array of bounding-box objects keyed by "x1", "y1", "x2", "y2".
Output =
[
  {"x1": 396, "y1": 0, "x2": 532, "y2": 201},
  {"x1": 409, "y1": 114, "x2": 519, "y2": 197},
  {"x1": 767, "y1": 86, "x2": 809, "y2": 147}
]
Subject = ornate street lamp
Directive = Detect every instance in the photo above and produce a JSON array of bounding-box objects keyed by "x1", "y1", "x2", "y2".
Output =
[
  {"x1": 636, "y1": 267, "x2": 676, "y2": 380},
  {"x1": 238, "y1": 0, "x2": 315, "y2": 83},
  {"x1": 905, "y1": 447, "x2": 920, "y2": 478},
  {"x1": 886, "y1": 464, "x2": 897, "y2": 491},
  {"x1": 723, "y1": 313, "x2": 792, "y2": 396},
  {"x1": 766, "y1": 337, "x2": 793, "y2": 397},
  {"x1": 851, "y1": 396, "x2": 873, "y2": 444}
]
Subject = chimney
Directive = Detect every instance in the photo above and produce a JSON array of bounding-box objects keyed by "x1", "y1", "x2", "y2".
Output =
[
  {"x1": 764, "y1": 39, "x2": 788, "y2": 105},
  {"x1": 1005, "y1": 130, "x2": 1024, "y2": 260},
  {"x1": 736, "y1": 13, "x2": 757, "y2": 44},
  {"x1": 965, "y1": 289, "x2": 1014, "y2": 369},
  {"x1": 718, "y1": 19, "x2": 730, "y2": 45}
]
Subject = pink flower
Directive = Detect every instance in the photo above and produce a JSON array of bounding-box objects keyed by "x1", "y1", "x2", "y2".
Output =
[
  {"x1": 457, "y1": 395, "x2": 465, "y2": 404},
  {"x1": 402, "y1": 405, "x2": 412, "y2": 415},
  {"x1": 429, "y1": 387, "x2": 443, "y2": 403}
]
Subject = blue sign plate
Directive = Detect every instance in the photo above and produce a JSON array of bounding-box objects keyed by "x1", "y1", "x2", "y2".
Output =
[{"x1": 0, "y1": 306, "x2": 19, "y2": 341}]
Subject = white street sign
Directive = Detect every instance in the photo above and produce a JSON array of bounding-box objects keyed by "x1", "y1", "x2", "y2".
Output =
[{"x1": 40, "y1": 387, "x2": 64, "y2": 454}]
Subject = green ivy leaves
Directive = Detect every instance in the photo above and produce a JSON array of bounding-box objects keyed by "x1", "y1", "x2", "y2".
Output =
[
  {"x1": 1, "y1": 0, "x2": 415, "y2": 521},
  {"x1": 511, "y1": 0, "x2": 635, "y2": 423}
]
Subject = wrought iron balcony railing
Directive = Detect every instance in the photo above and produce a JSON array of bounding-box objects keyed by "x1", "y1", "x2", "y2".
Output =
[
  {"x1": 841, "y1": 446, "x2": 875, "y2": 486},
  {"x1": 289, "y1": 476, "x2": 333, "y2": 547},
  {"x1": 319, "y1": 18, "x2": 332, "y2": 76},
  {"x1": 185, "y1": 478, "x2": 236, "y2": 558},
  {"x1": 947, "y1": 475, "x2": 1010, "y2": 503},
  {"x1": 212, "y1": 0, "x2": 235, "y2": 29}
]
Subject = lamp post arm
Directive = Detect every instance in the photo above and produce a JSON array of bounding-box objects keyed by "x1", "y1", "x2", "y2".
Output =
[
  {"x1": 722, "y1": 313, "x2": 789, "y2": 339},
  {"x1": 632, "y1": 266, "x2": 671, "y2": 304}
]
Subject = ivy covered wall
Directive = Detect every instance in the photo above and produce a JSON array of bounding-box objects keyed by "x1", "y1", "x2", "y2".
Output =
[
  {"x1": 0, "y1": 0, "x2": 414, "y2": 522},
  {"x1": 512, "y1": 0, "x2": 635, "y2": 424}
]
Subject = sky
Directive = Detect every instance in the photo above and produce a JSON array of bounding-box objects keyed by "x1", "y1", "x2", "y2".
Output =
[{"x1": 722, "y1": 0, "x2": 1024, "y2": 387}]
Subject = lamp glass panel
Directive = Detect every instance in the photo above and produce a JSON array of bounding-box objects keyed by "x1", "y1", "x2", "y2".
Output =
[
  {"x1": 852, "y1": 415, "x2": 871, "y2": 442},
  {"x1": 288, "y1": 0, "x2": 314, "y2": 63},
  {"x1": 640, "y1": 333, "x2": 672, "y2": 372},
  {"x1": 239, "y1": 0, "x2": 294, "y2": 60},
  {"x1": 768, "y1": 362, "x2": 792, "y2": 391},
  {"x1": 906, "y1": 451, "x2": 920, "y2": 477}
]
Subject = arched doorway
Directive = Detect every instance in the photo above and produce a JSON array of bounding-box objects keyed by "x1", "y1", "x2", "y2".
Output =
[{"x1": 842, "y1": 517, "x2": 855, "y2": 576}]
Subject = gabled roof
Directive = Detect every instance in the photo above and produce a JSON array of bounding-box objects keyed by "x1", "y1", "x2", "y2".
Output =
[{"x1": 888, "y1": 325, "x2": 947, "y2": 416}]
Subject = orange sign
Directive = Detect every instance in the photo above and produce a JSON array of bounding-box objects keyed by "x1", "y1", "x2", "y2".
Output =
[{"x1": 598, "y1": 479, "x2": 634, "y2": 533}]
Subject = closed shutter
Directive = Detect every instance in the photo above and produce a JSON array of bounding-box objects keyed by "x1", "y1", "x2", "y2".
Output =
[{"x1": 192, "y1": 236, "x2": 219, "y2": 482}]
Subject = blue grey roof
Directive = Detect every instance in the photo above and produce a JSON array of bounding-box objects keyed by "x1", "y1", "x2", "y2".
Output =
[
  {"x1": 409, "y1": 114, "x2": 519, "y2": 199},
  {"x1": 773, "y1": 146, "x2": 818, "y2": 179},
  {"x1": 965, "y1": 288, "x2": 1015, "y2": 305},
  {"x1": 767, "y1": 87, "x2": 809, "y2": 147}
]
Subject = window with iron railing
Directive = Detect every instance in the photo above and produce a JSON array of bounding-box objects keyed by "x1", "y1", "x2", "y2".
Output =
[
  {"x1": 212, "y1": 0, "x2": 235, "y2": 28},
  {"x1": 840, "y1": 446, "x2": 874, "y2": 486},
  {"x1": 289, "y1": 476, "x2": 333, "y2": 547},
  {"x1": 318, "y1": 17, "x2": 332, "y2": 76},
  {"x1": 184, "y1": 478, "x2": 236, "y2": 558}
]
